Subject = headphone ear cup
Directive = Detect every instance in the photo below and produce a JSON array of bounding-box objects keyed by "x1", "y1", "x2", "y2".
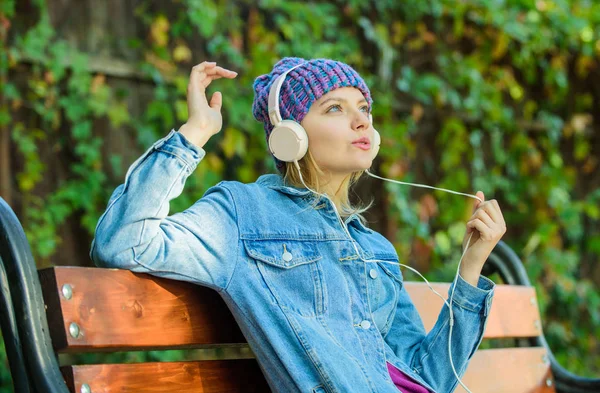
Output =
[
  {"x1": 369, "y1": 113, "x2": 380, "y2": 160},
  {"x1": 371, "y1": 129, "x2": 380, "y2": 160},
  {"x1": 268, "y1": 120, "x2": 309, "y2": 162}
]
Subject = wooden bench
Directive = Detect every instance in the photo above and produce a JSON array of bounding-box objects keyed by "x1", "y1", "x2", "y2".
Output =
[{"x1": 1, "y1": 197, "x2": 598, "y2": 393}]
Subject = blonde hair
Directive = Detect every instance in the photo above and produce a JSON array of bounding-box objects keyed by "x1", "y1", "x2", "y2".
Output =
[{"x1": 281, "y1": 149, "x2": 374, "y2": 226}]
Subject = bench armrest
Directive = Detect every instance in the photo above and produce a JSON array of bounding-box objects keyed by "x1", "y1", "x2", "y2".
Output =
[
  {"x1": 0, "y1": 197, "x2": 70, "y2": 393},
  {"x1": 487, "y1": 241, "x2": 600, "y2": 393}
]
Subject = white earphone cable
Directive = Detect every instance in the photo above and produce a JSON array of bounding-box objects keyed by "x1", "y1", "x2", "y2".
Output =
[
  {"x1": 366, "y1": 169, "x2": 483, "y2": 203},
  {"x1": 294, "y1": 160, "x2": 482, "y2": 393}
]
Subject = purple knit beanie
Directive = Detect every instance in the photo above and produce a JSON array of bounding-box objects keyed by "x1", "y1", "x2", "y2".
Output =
[{"x1": 252, "y1": 57, "x2": 373, "y2": 173}]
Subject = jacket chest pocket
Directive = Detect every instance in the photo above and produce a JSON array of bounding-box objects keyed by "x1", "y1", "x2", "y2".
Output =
[
  {"x1": 376, "y1": 253, "x2": 404, "y2": 287},
  {"x1": 243, "y1": 239, "x2": 327, "y2": 317},
  {"x1": 370, "y1": 253, "x2": 403, "y2": 335}
]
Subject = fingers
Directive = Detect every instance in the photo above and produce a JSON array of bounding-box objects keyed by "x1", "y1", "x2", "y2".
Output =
[
  {"x1": 472, "y1": 191, "x2": 484, "y2": 212},
  {"x1": 192, "y1": 64, "x2": 238, "y2": 89},
  {"x1": 467, "y1": 218, "x2": 505, "y2": 241},
  {"x1": 188, "y1": 62, "x2": 215, "y2": 107},
  {"x1": 466, "y1": 190, "x2": 507, "y2": 241},
  {"x1": 189, "y1": 62, "x2": 217, "y2": 90},
  {"x1": 196, "y1": 68, "x2": 238, "y2": 86},
  {"x1": 476, "y1": 200, "x2": 503, "y2": 225},
  {"x1": 188, "y1": 61, "x2": 238, "y2": 105},
  {"x1": 466, "y1": 219, "x2": 490, "y2": 239},
  {"x1": 471, "y1": 208, "x2": 495, "y2": 228},
  {"x1": 490, "y1": 199, "x2": 503, "y2": 222},
  {"x1": 471, "y1": 190, "x2": 502, "y2": 224},
  {"x1": 210, "y1": 91, "x2": 222, "y2": 111},
  {"x1": 209, "y1": 66, "x2": 238, "y2": 78}
]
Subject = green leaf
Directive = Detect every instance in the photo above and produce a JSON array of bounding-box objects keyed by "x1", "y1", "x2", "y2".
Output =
[
  {"x1": 72, "y1": 121, "x2": 92, "y2": 139},
  {"x1": 108, "y1": 102, "x2": 131, "y2": 128}
]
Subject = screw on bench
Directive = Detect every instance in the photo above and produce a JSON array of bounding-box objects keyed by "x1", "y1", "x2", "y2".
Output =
[
  {"x1": 81, "y1": 383, "x2": 91, "y2": 393},
  {"x1": 62, "y1": 284, "x2": 73, "y2": 300},
  {"x1": 545, "y1": 378, "x2": 553, "y2": 387},
  {"x1": 69, "y1": 322, "x2": 81, "y2": 338}
]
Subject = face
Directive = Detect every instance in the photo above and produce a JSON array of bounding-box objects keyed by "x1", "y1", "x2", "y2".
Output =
[{"x1": 300, "y1": 87, "x2": 374, "y2": 179}]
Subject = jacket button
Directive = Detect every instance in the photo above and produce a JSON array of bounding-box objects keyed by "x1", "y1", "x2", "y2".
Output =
[
  {"x1": 360, "y1": 320, "x2": 371, "y2": 329},
  {"x1": 282, "y1": 251, "x2": 293, "y2": 262},
  {"x1": 369, "y1": 269, "x2": 378, "y2": 279}
]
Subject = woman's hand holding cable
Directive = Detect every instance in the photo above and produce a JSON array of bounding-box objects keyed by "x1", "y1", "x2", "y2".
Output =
[{"x1": 459, "y1": 191, "x2": 507, "y2": 286}]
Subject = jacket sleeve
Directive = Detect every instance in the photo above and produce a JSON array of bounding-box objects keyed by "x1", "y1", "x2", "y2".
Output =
[
  {"x1": 384, "y1": 272, "x2": 495, "y2": 393},
  {"x1": 90, "y1": 129, "x2": 240, "y2": 292}
]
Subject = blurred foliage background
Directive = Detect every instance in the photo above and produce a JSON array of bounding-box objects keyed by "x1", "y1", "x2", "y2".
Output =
[{"x1": 1, "y1": 0, "x2": 599, "y2": 390}]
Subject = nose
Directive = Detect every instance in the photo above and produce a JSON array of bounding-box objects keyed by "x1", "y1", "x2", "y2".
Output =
[{"x1": 352, "y1": 111, "x2": 370, "y2": 131}]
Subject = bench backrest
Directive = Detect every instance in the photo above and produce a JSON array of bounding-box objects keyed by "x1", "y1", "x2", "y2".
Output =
[{"x1": 39, "y1": 266, "x2": 555, "y2": 393}]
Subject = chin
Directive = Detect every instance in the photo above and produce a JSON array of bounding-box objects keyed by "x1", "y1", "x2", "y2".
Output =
[
  {"x1": 322, "y1": 157, "x2": 373, "y2": 176},
  {"x1": 356, "y1": 158, "x2": 374, "y2": 171},
  {"x1": 345, "y1": 162, "x2": 372, "y2": 174}
]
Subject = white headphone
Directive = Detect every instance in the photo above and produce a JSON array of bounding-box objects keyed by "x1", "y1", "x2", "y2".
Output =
[{"x1": 267, "y1": 62, "x2": 381, "y2": 163}]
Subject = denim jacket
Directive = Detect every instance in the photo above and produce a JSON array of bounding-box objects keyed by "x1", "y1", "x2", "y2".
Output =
[{"x1": 91, "y1": 130, "x2": 495, "y2": 393}]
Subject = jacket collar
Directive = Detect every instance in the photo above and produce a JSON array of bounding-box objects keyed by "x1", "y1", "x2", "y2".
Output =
[
  {"x1": 255, "y1": 174, "x2": 368, "y2": 228},
  {"x1": 256, "y1": 174, "x2": 312, "y2": 197}
]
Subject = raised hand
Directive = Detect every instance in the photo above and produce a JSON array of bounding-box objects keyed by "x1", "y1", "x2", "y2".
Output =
[{"x1": 178, "y1": 61, "x2": 238, "y2": 148}]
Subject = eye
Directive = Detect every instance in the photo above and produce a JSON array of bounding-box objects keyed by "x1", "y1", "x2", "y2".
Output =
[
  {"x1": 326, "y1": 104, "x2": 370, "y2": 114},
  {"x1": 326, "y1": 104, "x2": 342, "y2": 113}
]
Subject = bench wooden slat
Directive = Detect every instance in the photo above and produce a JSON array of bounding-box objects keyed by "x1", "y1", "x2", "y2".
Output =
[
  {"x1": 59, "y1": 348, "x2": 552, "y2": 393},
  {"x1": 406, "y1": 282, "x2": 542, "y2": 338},
  {"x1": 60, "y1": 359, "x2": 270, "y2": 393},
  {"x1": 39, "y1": 267, "x2": 246, "y2": 352},
  {"x1": 458, "y1": 347, "x2": 554, "y2": 393},
  {"x1": 39, "y1": 267, "x2": 543, "y2": 352}
]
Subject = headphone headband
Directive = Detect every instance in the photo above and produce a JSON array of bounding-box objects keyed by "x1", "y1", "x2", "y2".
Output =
[{"x1": 267, "y1": 62, "x2": 307, "y2": 127}]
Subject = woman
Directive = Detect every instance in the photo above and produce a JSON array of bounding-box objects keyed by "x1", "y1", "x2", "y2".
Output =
[{"x1": 91, "y1": 57, "x2": 506, "y2": 393}]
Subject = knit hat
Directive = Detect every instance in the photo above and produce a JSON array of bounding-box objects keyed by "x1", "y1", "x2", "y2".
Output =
[{"x1": 252, "y1": 57, "x2": 373, "y2": 173}]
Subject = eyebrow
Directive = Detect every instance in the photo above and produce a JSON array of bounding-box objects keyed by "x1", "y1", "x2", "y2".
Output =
[{"x1": 319, "y1": 97, "x2": 368, "y2": 107}]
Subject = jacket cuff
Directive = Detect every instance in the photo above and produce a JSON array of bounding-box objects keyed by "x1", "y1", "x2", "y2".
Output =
[
  {"x1": 153, "y1": 129, "x2": 206, "y2": 172},
  {"x1": 448, "y1": 274, "x2": 495, "y2": 316}
]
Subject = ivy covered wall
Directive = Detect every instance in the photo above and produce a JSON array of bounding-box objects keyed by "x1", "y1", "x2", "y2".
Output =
[{"x1": 0, "y1": 0, "x2": 598, "y2": 385}]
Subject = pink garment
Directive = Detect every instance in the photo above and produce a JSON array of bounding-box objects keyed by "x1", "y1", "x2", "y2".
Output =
[{"x1": 387, "y1": 362, "x2": 431, "y2": 393}]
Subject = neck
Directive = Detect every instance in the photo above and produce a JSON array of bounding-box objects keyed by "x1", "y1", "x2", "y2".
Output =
[{"x1": 319, "y1": 173, "x2": 349, "y2": 214}]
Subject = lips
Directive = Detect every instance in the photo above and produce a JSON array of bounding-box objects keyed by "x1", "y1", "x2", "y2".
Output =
[{"x1": 352, "y1": 137, "x2": 371, "y2": 150}]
